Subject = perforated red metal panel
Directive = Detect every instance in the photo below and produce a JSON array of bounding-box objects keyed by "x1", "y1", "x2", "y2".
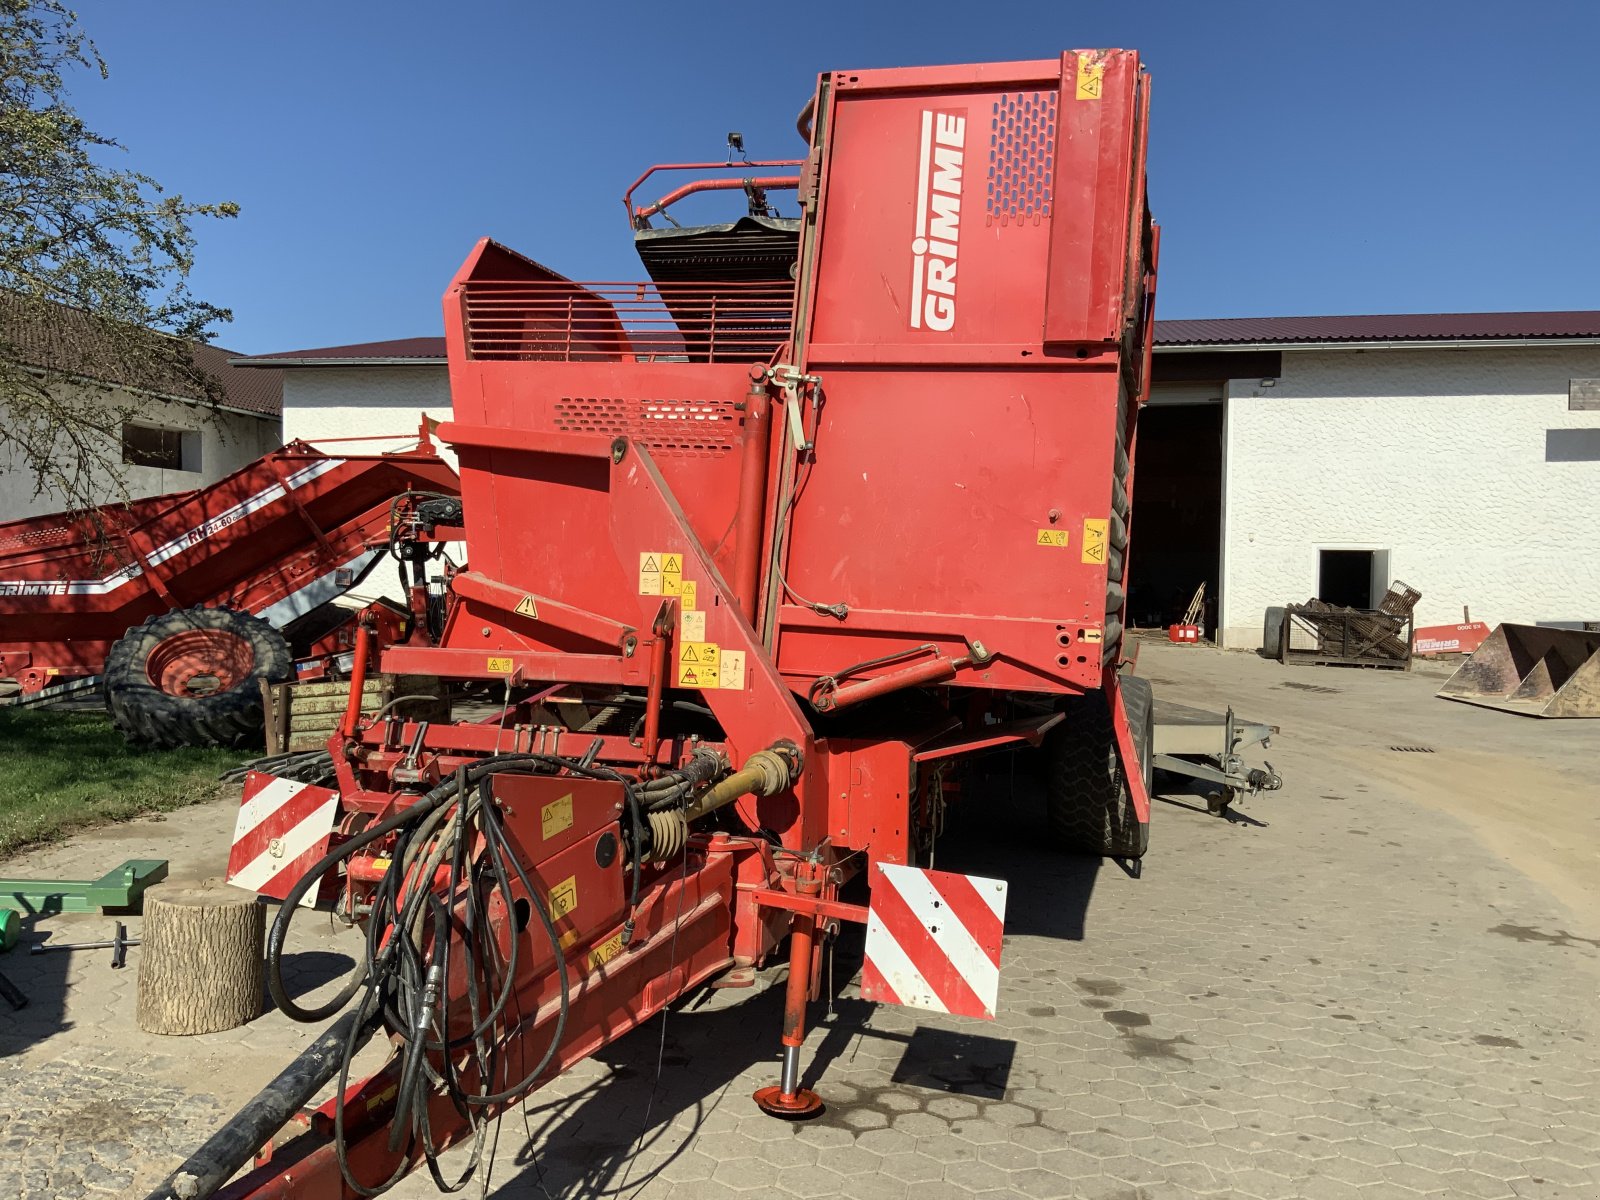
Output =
[
  {"x1": 987, "y1": 91, "x2": 1056, "y2": 224},
  {"x1": 552, "y1": 397, "x2": 740, "y2": 458}
]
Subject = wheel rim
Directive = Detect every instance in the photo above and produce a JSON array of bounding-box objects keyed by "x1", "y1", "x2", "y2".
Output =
[{"x1": 145, "y1": 628, "x2": 256, "y2": 697}]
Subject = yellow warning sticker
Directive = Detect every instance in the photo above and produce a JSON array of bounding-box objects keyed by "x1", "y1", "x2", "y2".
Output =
[
  {"x1": 1076, "y1": 59, "x2": 1104, "y2": 100},
  {"x1": 486, "y1": 656, "x2": 514, "y2": 674},
  {"x1": 639, "y1": 552, "x2": 663, "y2": 596},
  {"x1": 1036, "y1": 528, "x2": 1069, "y2": 548},
  {"x1": 679, "y1": 580, "x2": 698, "y2": 610},
  {"x1": 677, "y1": 641, "x2": 721, "y2": 688},
  {"x1": 1081, "y1": 518, "x2": 1109, "y2": 564},
  {"x1": 540, "y1": 793, "x2": 573, "y2": 840},
  {"x1": 559, "y1": 929, "x2": 579, "y2": 951},
  {"x1": 549, "y1": 876, "x2": 578, "y2": 921},
  {"x1": 588, "y1": 932, "x2": 625, "y2": 971},
  {"x1": 661, "y1": 552, "x2": 684, "y2": 596},
  {"x1": 513, "y1": 594, "x2": 539, "y2": 619},
  {"x1": 680, "y1": 608, "x2": 707, "y2": 642},
  {"x1": 720, "y1": 649, "x2": 747, "y2": 691}
]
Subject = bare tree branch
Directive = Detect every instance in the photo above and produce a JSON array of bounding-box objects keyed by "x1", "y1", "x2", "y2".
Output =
[{"x1": 0, "y1": 0, "x2": 239, "y2": 513}]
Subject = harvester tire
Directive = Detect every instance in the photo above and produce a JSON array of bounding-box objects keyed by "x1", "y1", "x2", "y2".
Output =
[
  {"x1": 1044, "y1": 675, "x2": 1153, "y2": 859},
  {"x1": 104, "y1": 607, "x2": 292, "y2": 749}
]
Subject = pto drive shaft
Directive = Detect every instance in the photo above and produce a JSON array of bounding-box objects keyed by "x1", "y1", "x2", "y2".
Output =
[{"x1": 646, "y1": 745, "x2": 798, "y2": 861}]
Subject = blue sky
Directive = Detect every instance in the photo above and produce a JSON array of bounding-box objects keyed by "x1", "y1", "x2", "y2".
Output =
[{"x1": 69, "y1": 0, "x2": 1600, "y2": 354}]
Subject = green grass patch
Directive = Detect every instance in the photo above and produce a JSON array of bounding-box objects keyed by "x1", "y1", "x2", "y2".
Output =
[{"x1": 0, "y1": 707, "x2": 250, "y2": 859}]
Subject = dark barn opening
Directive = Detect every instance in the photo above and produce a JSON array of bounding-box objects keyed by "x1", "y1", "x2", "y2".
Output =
[{"x1": 1127, "y1": 403, "x2": 1223, "y2": 636}]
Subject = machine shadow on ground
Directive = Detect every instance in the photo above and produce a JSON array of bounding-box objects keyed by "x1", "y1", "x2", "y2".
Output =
[
  {"x1": 0, "y1": 911, "x2": 73, "y2": 1053},
  {"x1": 475, "y1": 767, "x2": 1116, "y2": 1197}
]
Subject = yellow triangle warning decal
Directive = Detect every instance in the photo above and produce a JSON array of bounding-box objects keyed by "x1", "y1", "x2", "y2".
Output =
[
  {"x1": 663, "y1": 555, "x2": 682, "y2": 573},
  {"x1": 641, "y1": 555, "x2": 660, "y2": 573},
  {"x1": 682, "y1": 667, "x2": 699, "y2": 685}
]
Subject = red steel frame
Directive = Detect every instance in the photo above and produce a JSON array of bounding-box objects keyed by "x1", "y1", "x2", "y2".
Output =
[
  {"x1": 0, "y1": 429, "x2": 459, "y2": 693},
  {"x1": 218, "y1": 51, "x2": 1156, "y2": 1198}
]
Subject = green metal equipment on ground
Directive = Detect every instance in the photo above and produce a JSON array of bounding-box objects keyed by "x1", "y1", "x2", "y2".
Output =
[{"x1": 0, "y1": 858, "x2": 169, "y2": 915}]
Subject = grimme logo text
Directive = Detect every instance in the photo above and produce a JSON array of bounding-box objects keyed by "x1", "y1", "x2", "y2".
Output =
[{"x1": 910, "y1": 109, "x2": 967, "y2": 332}]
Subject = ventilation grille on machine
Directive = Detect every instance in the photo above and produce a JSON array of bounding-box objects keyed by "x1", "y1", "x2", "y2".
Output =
[
  {"x1": 987, "y1": 92, "x2": 1056, "y2": 225},
  {"x1": 0, "y1": 524, "x2": 77, "y2": 555},
  {"x1": 463, "y1": 281, "x2": 793, "y2": 364},
  {"x1": 553, "y1": 398, "x2": 739, "y2": 458}
]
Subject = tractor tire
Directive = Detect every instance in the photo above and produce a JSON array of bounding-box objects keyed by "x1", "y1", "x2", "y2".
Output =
[
  {"x1": 1044, "y1": 675, "x2": 1154, "y2": 858},
  {"x1": 1263, "y1": 606, "x2": 1286, "y2": 656},
  {"x1": 104, "y1": 607, "x2": 292, "y2": 749}
]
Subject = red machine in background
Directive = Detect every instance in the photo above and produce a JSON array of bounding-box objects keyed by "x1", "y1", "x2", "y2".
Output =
[
  {"x1": 162, "y1": 51, "x2": 1158, "y2": 1200},
  {"x1": 0, "y1": 429, "x2": 460, "y2": 747}
]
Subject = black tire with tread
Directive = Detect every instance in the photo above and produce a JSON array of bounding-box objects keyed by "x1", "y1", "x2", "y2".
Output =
[
  {"x1": 104, "y1": 607, "x2": 291, "y2": 749},
  {"x1": 1044, "y1": 675, "x2": 1154, "y2": 858},
  {"x1": 1263, "y1": 606, "x2": 1286, "y2": 656}
]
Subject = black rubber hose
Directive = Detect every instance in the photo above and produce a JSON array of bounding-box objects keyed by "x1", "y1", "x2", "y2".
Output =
[
  {"x1": 266, "y1": 755, "x2": 552, "y2": 1024},
  {"x1": 333, "y1": 986, "x2": 414, "y2": 1198},
  {"x1": 388, "y1": 897, "x2": 448, "y2": 1153},
  {"x1": 265, "y1": 807, "x2": 412, "y2": 1023},
  {"x1": 463, "y1": 800, "x2": 570, "y2": 1106},
  {"x1": 141, "y1": 1005, "x2": 380, "y2": 1200}
]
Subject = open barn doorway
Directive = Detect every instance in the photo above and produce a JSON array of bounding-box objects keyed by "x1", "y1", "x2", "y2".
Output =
[
  {"x1": 1127, "y1": 397, "x2": 1223, "y2": 637},
  {"x1": 1126, "y1": 352, "x2": 1279, "y2": 642}
]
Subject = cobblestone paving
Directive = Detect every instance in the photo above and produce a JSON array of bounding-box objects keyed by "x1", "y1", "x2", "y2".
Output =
[
  {"x1": 1, "y1": 645, "x2": 1596, "y2": 1199},
  {"x1": 0, "y1": 1056, "x2": 220, "y2": 1198},
  {"x1": 378, "y1": 764, "x2": 1600, "y2": 1200}
]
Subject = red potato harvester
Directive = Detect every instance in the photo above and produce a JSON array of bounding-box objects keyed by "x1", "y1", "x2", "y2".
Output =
[
  {"x1": 160, "y1": 50, "x2": 1160, "y2": 1199},
  {"x1": 0, "y1": 428, "x2": 461, "y2": 747}
]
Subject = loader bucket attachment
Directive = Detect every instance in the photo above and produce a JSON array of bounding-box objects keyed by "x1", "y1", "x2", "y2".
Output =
[{"x1": 1437, "y1": 624, "x2": 1600, "y2": 718}]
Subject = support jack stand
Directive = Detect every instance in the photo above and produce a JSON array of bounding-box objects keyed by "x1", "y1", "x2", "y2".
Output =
[{"x1": 753, "y1": 879, "x2": 825, "y2": 1120}]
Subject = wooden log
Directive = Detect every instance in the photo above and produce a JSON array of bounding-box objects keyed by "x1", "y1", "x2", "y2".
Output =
[{"x1": 136, "y1": 884, "x2": 265, "y2": 1035}]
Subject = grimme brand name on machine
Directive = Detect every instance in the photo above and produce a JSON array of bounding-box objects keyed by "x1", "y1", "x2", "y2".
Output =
[
  {"x1": 0, "y1": 459, "x2": 344, "y2": 597},
  {"x1": 909, "y1": 108, "x2": 967, "y2": 332}
]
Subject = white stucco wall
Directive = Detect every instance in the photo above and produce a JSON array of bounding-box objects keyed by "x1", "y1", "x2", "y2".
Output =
[
  {"x1": 279, "y1": 364, "x2": 459, "y2": 602},
  {"x1": 280, "y1": 365, "x2": 453, "y2": 462},
  {"x1": 0, "y1": 386, "x2": 281, "y2": 521},
  {"x1": 1219, "y1": 345, "x2": 1600, "y2": 648}
]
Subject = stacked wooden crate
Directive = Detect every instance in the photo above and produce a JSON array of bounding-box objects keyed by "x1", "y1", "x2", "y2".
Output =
[{"x1": 260, "y1": 674, "x2": 449, "y2": 753}]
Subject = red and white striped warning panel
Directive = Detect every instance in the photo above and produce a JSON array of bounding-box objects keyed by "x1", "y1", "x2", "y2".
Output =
[
  {"x1": 225, "y1": 772, "x2": 340, "y2": 907},
  {"x1": 861, "y1": 862, "x2": 1008, "y2": 1020}
]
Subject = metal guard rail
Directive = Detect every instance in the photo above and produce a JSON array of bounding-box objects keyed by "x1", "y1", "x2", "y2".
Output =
[{"x1": 461, "y1": 280, "x2": 796, "y2": 364}]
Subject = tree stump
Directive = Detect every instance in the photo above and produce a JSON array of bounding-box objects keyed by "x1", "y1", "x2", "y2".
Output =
[{"x1": 137, "y1": 884, "x2": 265, "y2": 1035}]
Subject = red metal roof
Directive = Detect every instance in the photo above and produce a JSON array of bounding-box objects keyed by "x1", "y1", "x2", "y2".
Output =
[
  {"x1": 239, "y1": 337, "x2": 448, "y2": 364},
  {"x1": 1154, "y1": 311, "x2": 1600, "y2": 346},
  {"x1": 235, "y1": 311, "x2": 1600, "y2": 366}
]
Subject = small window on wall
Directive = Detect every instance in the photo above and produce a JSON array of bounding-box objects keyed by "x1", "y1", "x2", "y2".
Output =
[{"x1": 122, "y1": 424, "x2": 201, "y2": 472}]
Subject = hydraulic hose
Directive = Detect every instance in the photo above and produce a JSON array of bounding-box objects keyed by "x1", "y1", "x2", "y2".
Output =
[
  {"x1": 201, "y1": 748, "x2": 682, "y2": 1196},
  {"x1": 266, "y1": 754, "x2": 554, "y2": 1024},
  {"x1": 141, "y1": 1006, "x2": 381, "y2": 1200}
]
